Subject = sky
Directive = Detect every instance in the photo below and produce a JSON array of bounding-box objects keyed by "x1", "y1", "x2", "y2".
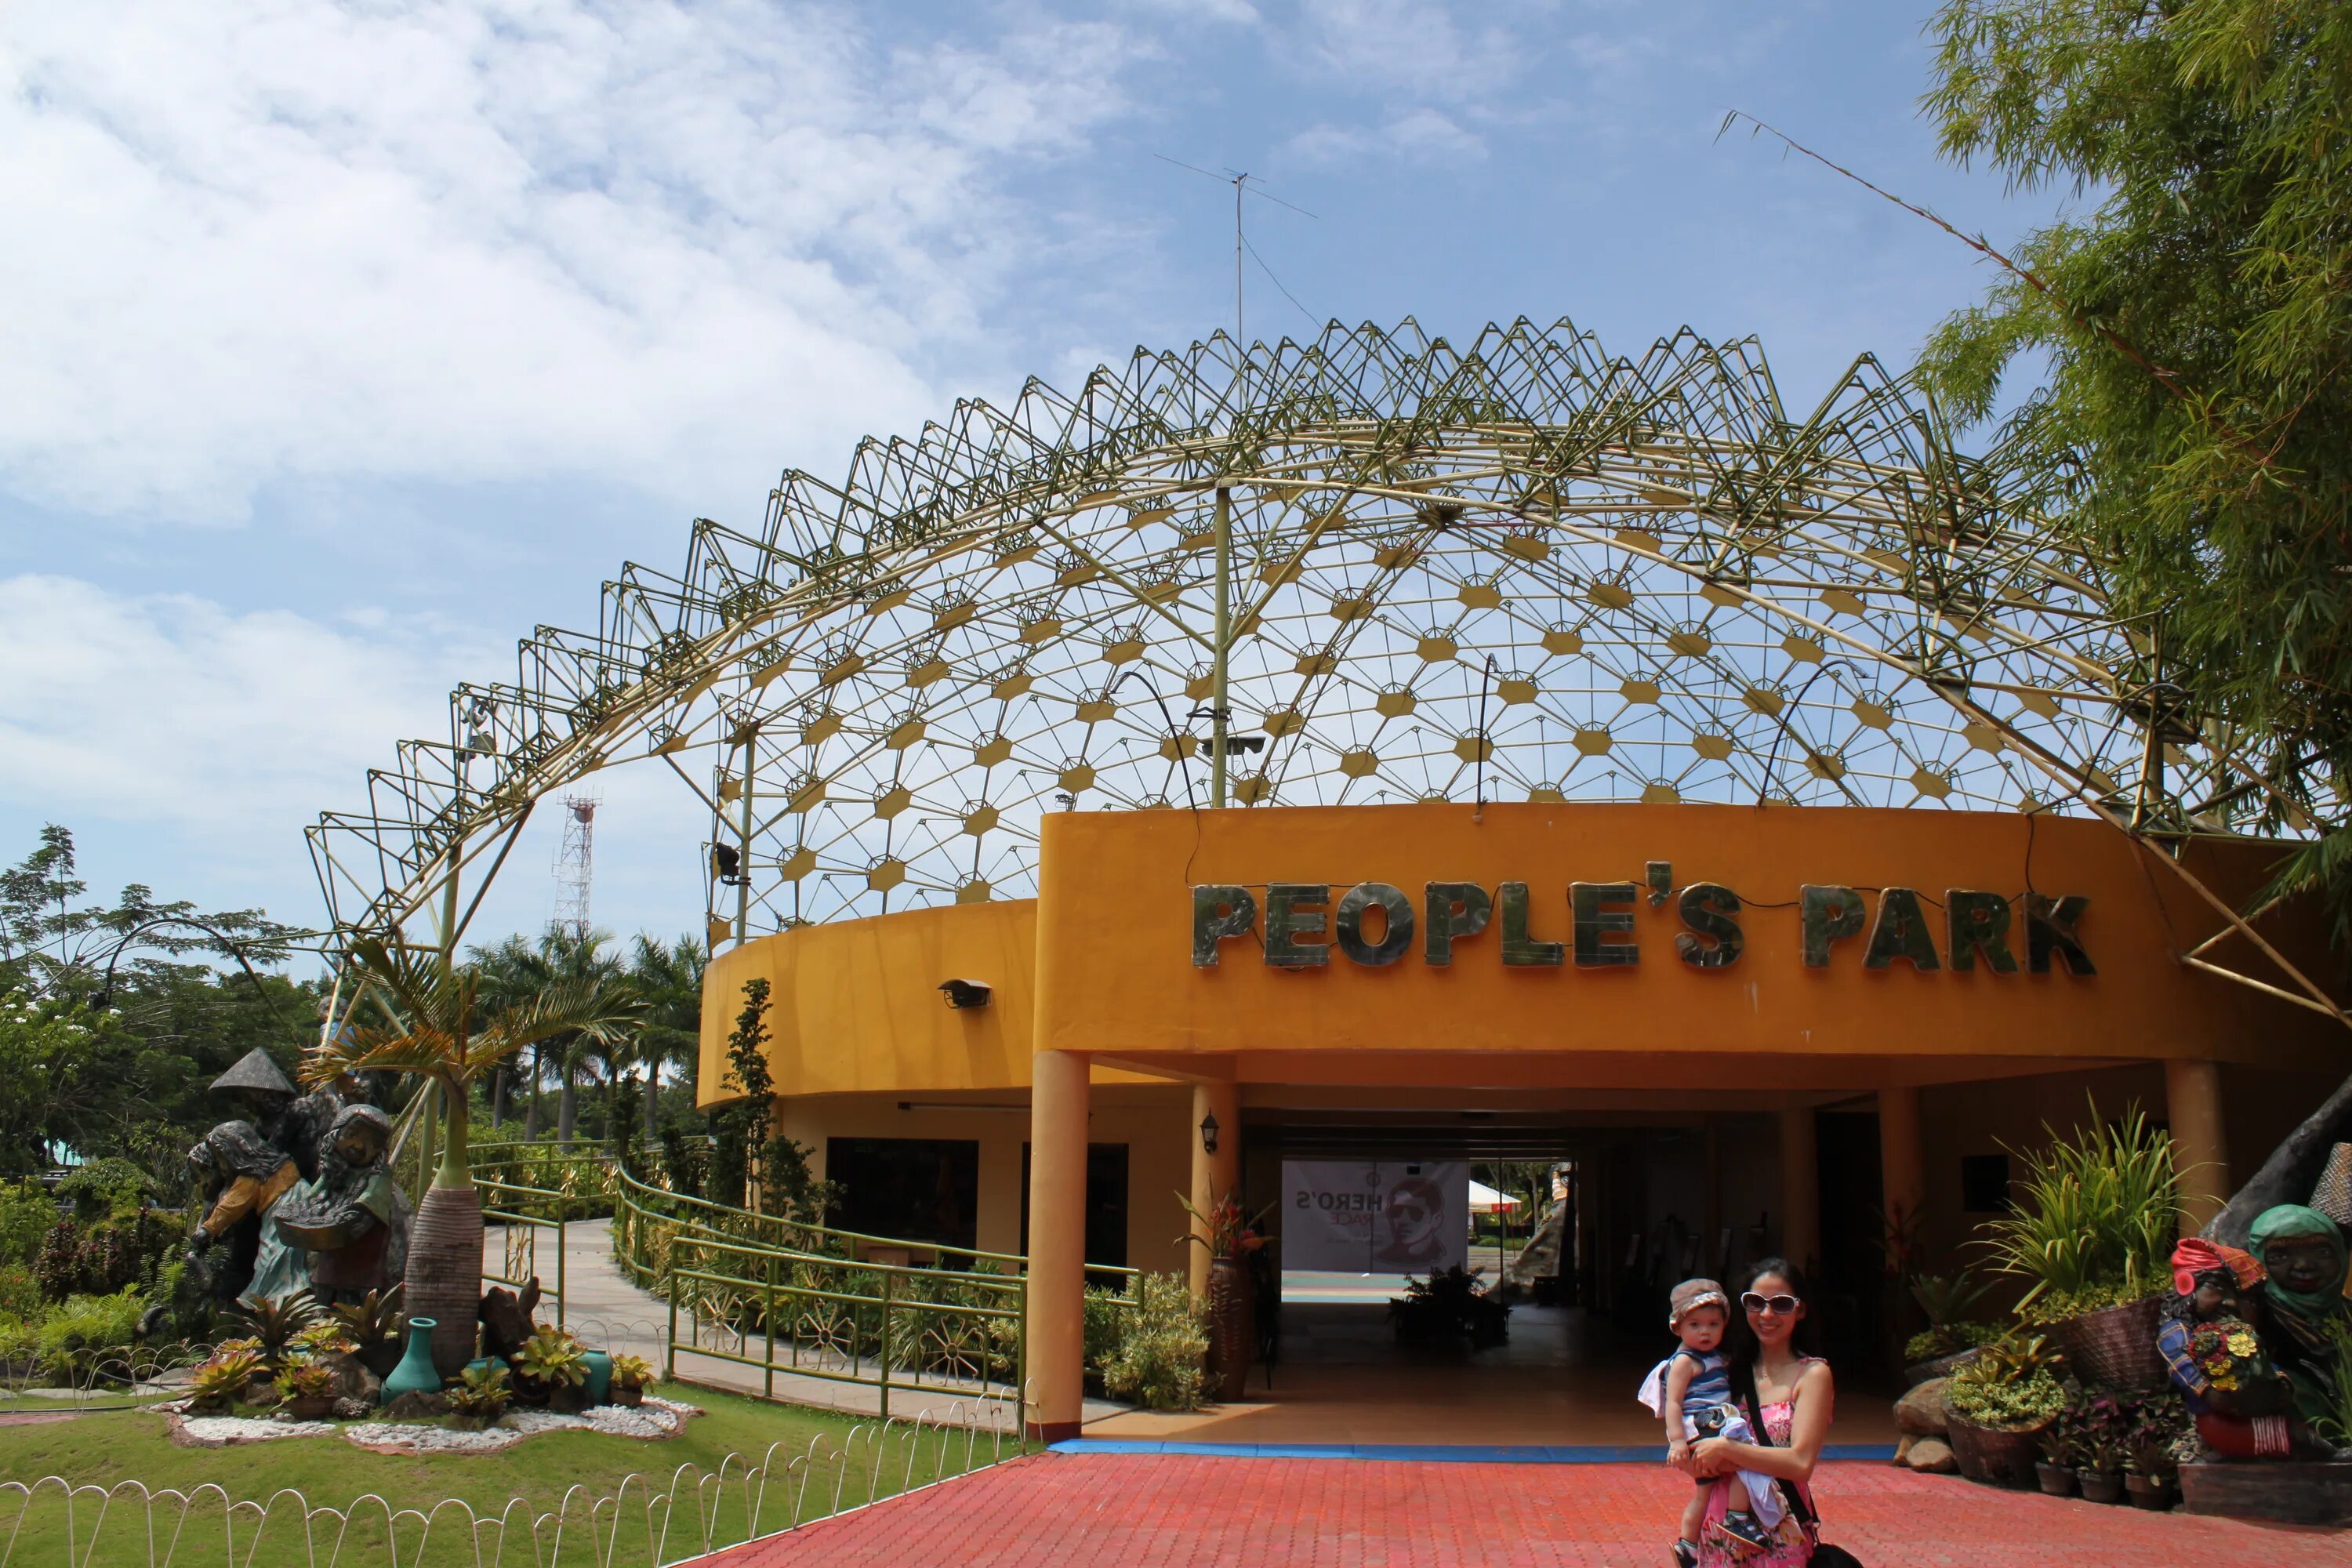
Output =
[{"x1": 0, "y1": 0, "x2": 2074, "y2": 975}]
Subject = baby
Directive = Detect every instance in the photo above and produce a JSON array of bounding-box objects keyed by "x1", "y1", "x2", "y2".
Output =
[{"x1": 1637, "y1": 1278, "x2": 1782, "y2": 1565}]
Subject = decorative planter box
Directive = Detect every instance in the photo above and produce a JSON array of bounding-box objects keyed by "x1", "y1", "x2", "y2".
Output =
[{"x1": 2180, "y1": 1461, "x2": 2352, "y2": 1526}]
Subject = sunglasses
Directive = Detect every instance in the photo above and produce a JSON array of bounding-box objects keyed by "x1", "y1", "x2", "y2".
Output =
[{"x1": 1741, "y1": 1292, "x2": 1801, "y2": 1316}]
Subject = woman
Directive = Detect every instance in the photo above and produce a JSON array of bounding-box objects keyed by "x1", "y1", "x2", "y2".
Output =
[{"x1": 1676, "y1": 1258, "x2": 1834, "y2": 1567}]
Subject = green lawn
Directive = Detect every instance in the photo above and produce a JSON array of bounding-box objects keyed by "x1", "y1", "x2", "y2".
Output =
[{"x1": 0, "y1": 1383, "x2": 1019, "y2": 1568}]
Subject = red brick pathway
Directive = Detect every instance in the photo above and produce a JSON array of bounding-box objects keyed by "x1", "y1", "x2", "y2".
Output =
[{"x1": 718, "y1": 1452, "x2": 2352, "y2": 1566}]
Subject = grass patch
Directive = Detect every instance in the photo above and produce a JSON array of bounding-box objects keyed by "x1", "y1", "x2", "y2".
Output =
[{"x1": 0, "y1": 1382, "x2": 1018, "y2": 1568}]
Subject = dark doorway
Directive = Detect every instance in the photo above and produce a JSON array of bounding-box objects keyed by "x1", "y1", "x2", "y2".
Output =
[
  {"x1": 1812, "y1": 1109, "x2": 1885, "y2": 1367},
  {"x1": 1022, "y1": 1142, "x2": 1131, "y2": 1285},
  {"x1": 826, "y1": 1137, "x2": 980, "y2": 1254}
]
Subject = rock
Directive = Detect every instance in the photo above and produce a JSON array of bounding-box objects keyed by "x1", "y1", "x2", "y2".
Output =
[
  {"x1": 1904, "y1": 1439, "x2": 1958, "y2": 1475},
  {"x1": 316, "y1": 1351, "x2": 381, "y2": 1406},
  {"x1": 1892, "y1": 1434, "x2": 1915, "y2": 1465},
  {"x1": 478, "y1": 1279, "x2": 542, "y2": 1362},
  {"x1": 1896, "y1": 1377, "x2": 1951, "y2": 1436},
  {"x1": 332, "y1": 1396, "x2": 372, "y2": 1421},
  {"x1": 384, "y1": 1390, "x2": 451, "y2": 1420}
]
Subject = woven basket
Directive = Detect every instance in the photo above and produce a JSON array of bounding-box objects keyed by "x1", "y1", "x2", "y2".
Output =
[
  {"x1": 1947, "y1": 1417, "x2": 2047, "y2": 1487},
  {"x1": 2062, "y1": 1294, "x2": 2166, "y2": 1391},
  {"x1": 2313, "y1": 1142, "x2": 2352, "y2": 1232}
]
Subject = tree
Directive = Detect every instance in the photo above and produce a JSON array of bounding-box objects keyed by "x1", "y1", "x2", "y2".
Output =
[
  {"x1": 628, "y1": 934, "x2": 706, "y2": 1142},
  {"x1": 307, "y1": 935, "x2": 641, "y2": 1372},
  {"x1": 1917, "y1": 1, "x2": 2352, "y2": 924}
]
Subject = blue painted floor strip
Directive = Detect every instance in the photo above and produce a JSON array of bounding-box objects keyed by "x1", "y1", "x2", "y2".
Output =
[{"x1": 1051, "y1": 1439, "x2": 1898, "y2": 1465}]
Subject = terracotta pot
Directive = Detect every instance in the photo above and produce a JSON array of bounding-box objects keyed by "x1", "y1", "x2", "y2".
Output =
[
  {"x1": 1946, "y1": 1416, "x2": 2046, "y2": 1487},
  {"x1": 2034, "y1": 1461, "x2": 2076, "y2": 1497},
  {"x1": 2078, "y1": 1469, "x2": 2126, "y2": 1505},
  {"x1": 612, "y1": 1385, "x2": 644, "y2": 1406},
  {"x1": 2060, "y1": 1295, "x2": 2166, "y2": 1391},
  {"x1": 2125, "y1": 1474, "x2": 2171, "y2": 1511},
  {"x1": 405, "y1": 1184, "x2": 485, "y2": 1377},
  {"x1": 284, "y1": 1394, "x2": 337, "y2": 1421},
  {"x1": 1205, "y1": 1256, "x2": 1254, "y2": 1403}
]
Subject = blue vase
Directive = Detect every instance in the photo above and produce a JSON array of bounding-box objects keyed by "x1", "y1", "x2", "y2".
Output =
[
  {"x1": 381, "y1": 1316, "x2": 441, "y2": 1406},
  {"x1": 581, "y1": 1349, "x2": 612, "y2": 1406}
]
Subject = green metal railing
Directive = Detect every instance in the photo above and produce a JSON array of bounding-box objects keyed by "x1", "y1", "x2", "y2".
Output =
[{"x1": 466, "y1": 1139, "x2": 1138, "y2": 1419}]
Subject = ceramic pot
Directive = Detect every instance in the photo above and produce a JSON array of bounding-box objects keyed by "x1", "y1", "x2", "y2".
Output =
[
  {"x1": 580, "y1": 1349, "x2": 613, "y2": 1406},
  {"x1": 1946, "y1": 1417, "x2": 2046, "y2": 1487},
  {"x1": 2078, "y1": 1469, "x2": 2126, "y2": 1505},
  {"x1": 2125, "y1": 1474, "x2": 2171, "y2": 1511},
  {"x1": 381, "y1": 1316, "x2": 443, "y2": 1406},
  {"x1": 546, "y1": 1381, "x2": 591, "y2": 1414},
  {"x1": 1205, "y1": 1257, "x2": 1254, "y2": 1404},
  {"x1": 285, "y1": 1394, "x2": 337, "y2": 1421},
  {"x1": 612, "y1": 1385, "x2": 644, "y2": 1407},
  {"x1": 2034, "y1": 1461, "x2": 2075, "y2": 1497},
  {"x1": 405, "y1": 1184, "x2": 485, "y2": 1377}
]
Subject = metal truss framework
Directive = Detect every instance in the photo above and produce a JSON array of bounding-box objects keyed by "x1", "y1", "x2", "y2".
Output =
[{"x1": 305, "y1": 318, "x2": 2347, "y2": 1025}]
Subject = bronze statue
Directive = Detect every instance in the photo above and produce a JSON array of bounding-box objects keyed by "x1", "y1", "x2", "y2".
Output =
[
  {"x1": 274, "y1": 1104, "x2": 410, "y2": 1305},
  {"x1": 185, "y1": 1119, "x2": 307, "y2": 1305},
  {"x1": 211, "y1": 1048, "x2": 341, "y2": 1181}
]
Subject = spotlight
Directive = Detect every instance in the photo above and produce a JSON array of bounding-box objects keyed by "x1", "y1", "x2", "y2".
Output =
[
  {"x1": 712, "y1": 844, "x2": 743, "y2": 884},
  {"x1": 938, "y1": 978, "x2": 993, "y2": 1011}
]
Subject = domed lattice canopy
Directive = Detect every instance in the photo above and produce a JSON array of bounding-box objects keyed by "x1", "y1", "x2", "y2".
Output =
[{"x1": 310, "y1": 318, "x2": 2273, "y2": 940}]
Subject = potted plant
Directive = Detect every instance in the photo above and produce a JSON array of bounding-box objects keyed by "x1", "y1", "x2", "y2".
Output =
[
  {"x1": 2123, "y1": 1392, "x2": 2187, "y2": 1510},
  {"x1": 227, "y1": 1290, "x2": 321, "y2": 1372},
  {"x1": 1944, "y1": 1333, "x2": 2066, "y2": 1486},
  {"x1": 1982, "y1": 1104, "x2": 2176, "y2": 1391},
  {"x1": 608, "y1": 1352, "x2": 654, "y2": 1407},
  {"x1": 185, "y1": 1348, "x2": 263, "y2": 1414},
  {"x1": 2033, "y1": 1415, "x2": 2078, "y2": 1497},
  {"x1": 1175, "y1": 1188, "x2": 1272, "y2": 1403},
  {"x1": 304, "y1": 936, "x2": 639, "y2": 1377},
  {"x1": 513, "y1": 1324, "x2": 591, "y2": 1413},
  {"x1": 445, "y1": 1361, "x2": 511, "y2": 1430},
  {"x1": 273, "y1": 1359, "x2": 338, "y2": 1420},
  {"x1": 331, "y1": 1285, "x2": 408, "y2": 1379},
  {"x1": 2077, "y1": 1426, "x2": 2128, "y2": 1504},
  {"x1": 1388, "y1": 1266, "x2": 1512, "y2": 1348},
  {"x1": 1904, "y1": 1271, "x2": 2003, "y2": 1385}
]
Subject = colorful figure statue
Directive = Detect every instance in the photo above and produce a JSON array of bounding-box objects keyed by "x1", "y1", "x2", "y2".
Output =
[
  {"x1": 211, "y1": 1048, "x2": 342, "y2": 1182},
  {"x1": 273, "y1": 1103, "x2": 410, "y2": 1305},
  {"x1": 185, "y1": 1119, "x2": 308, "y2": 1306},
  {"x1": 2247, "y1": 1203, "x2": 2352, "y2": 1428},
  {"x1": 2158, "y1": 1236, "x2": 2315, "y2": 1458}
]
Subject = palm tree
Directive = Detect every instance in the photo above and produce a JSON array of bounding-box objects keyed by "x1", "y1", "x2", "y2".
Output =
[
  {"x1": 307, "y1": 935, "x2": 640, "y2": 1374},
  {"x1": 628, "y1": 934, "x2": 706, "y2": 1145}
]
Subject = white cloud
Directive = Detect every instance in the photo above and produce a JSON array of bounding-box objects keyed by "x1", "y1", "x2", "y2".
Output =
[
  {"x1": 1285, "y1": 107, "x2": 1486, "y2": 167},
  {"x1": 1294, "y1": 0, "x2": 1530, "y2": 99},
  {"x1": 0, "y1": 2, "x2": 1160, "y2": 523}
]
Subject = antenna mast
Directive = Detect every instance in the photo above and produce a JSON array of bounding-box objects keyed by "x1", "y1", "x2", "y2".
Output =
[{"x1": 554, "y1": 793, "x2": 597, "y2": 941}]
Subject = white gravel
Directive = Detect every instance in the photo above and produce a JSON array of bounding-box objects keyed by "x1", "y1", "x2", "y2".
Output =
[{"x1": 163, "y1": 1396, "x2": 698, "y2": 1454}]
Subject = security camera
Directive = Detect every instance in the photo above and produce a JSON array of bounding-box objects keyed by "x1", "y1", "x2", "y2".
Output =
[{"x1": 938, "y1": 978, "x2": 993, "y2": 1011}]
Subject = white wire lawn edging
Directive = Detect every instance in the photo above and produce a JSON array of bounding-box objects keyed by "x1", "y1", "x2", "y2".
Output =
[
  {"x1": 0, "y1": 1344, "x2": 211, "y2": 1414},
  {"x1": 0, "y1": 1399, "x2": 1027, "y2": 1568}
]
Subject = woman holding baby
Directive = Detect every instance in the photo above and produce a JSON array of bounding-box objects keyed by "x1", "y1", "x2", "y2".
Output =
[{"x1": 1675, "y1": 1258, "x2": 1837, "y2": 1567}]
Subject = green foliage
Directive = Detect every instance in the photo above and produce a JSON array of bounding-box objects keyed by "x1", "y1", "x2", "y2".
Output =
[
  {"x1": 227, "y1": 1290, "x2": 320, "y2": 1366},
  {"x1": 34, "y1": 1287, "x2": 145, "y2": 1380},
  {"x1": 1904, "y1": 1319, "x2": 2006, "y2": 1366},
  {"x1": 187, "y1": 1348, "x2": 263, "y2": 1407},
  {"x1": 1082, "y1": 1285, "x2": 1129, "y2": 1379},
  {"x1": 0, "y1": 1182, "x2": 55, "y2": 1268},
  {"x1": 2315, "y1": 1318, "x2": 2352, "y2": 1450},
  {"x1": 1981, "y1": 1102, "x2": 2176, "y2": 1317},
  {"x1": 1947, "y1": 1332, "x2": 2068, "y2": 1431},
  {"x1": 608, "y1": 1352, "x2": 653, "y2": 1391},
  {"x1": 1100, "y1": 1272, "x2": 1207, "y2": 1412},
  {"x1": 1389, "y1": 1265, "x2": 1512, "y2": 1347},
  {"x1": 1918, "y1": 0, "x2": 2352, "y2": 910},
  {"x1": 329, "y1": 1284, "x2": 404, "y2": 1352},
  {"x1": 446, "y1": 1360, "x2": 511, "y2": 1421},
  {"x1": 707, "y1": 980, "x2": 774, "y2": 1212},
  {"x1": 0, "y1": 1265, "x2": 38, "y2": 1319},
  {"x1": 56, "y1": 1158, "x2": 156, "y2": 1220},
  {"x1": 514, "y1": 1325, "x2": 588, "y2": 1387},
  {"x1": 1911, "y1": 1270, "x2": 1998, "y2": 1329},
  {"x1": 273, "y1": 1359, "x2": 335, "y2": 1402}
]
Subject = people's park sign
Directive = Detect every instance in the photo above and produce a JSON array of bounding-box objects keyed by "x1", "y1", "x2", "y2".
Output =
[{"x1": 1189, "y1": 868, "x2": 2093, "y2": 977}]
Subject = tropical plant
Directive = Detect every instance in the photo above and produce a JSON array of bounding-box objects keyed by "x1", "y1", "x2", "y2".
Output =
[
  {"x1": 1904, "y1": 1319, "x2": 2005, "y2": 1367},
  {"x1": 445, "y1": 1359, "x2": 511, "y2": 1423},
  {"x1": 608, "y1": 1351, "x2": 653, "y2": 1392},
  {"x1": 628, "y1": 934, "x2": 705, "y2": 1142},
  {"x1": 1980, "y1": 1102, "x2": 2177, "y2": 1319},
  {"x1": 1946, "y1": 1332, "x2": 2068, "y2": 1431},
  {"x1": 1175, "y1": 1189, "x2": 1272, "y2": 1261},
  {"x1": 513, "y1": 1324, "x2": 588, "y2": 1388},
  {"x1": 272, "y1": 1359, "x2": 335, "y2": 1403},
  {"x1": 330, "y1": 1284, "x2": 404, "y2": 1352},
  {"x1": 1100, "y1": 1272, "x2": 1207, "y2": 1411},
  {"x1": 1389, "y1": 1265, "x2": 1512, "y2": 1348},
  {"x1": 1904, "y1": 1268, "x2": 2005, "y2": 1363},
  {"x1": 305, "y1": 935, "x2": 638, "y2": 1374},
  {"x1": 227, "y1": 1290, "x2": 319, "y2": 1367},
  {"x1": 2316, "y1": 1318, "x2": 2352, "y2": 1450},
  {"x1": 187, "y1": 1348, "x2": 263, "y2": 1408}
]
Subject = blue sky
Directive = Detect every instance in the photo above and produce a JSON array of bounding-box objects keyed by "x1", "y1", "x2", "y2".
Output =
[{"x1": 0, "y1": 0, "x2": 2069, "y2": 968}]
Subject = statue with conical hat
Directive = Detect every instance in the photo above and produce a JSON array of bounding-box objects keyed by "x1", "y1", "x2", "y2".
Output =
[
  {"x1": 210, "y1": 1047, "x2": 340, "y2": 1181},
  {"x1": 274, "y1": 1104, "x2": 410, "y2": 1306}
]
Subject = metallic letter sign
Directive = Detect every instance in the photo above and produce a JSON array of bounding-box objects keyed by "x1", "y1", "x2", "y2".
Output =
[
  {"x1": 1334, "y1": 883, "x2": 1415, "y2": 966},
  {"x1": 1675, "y1": 884, "x2": 1744, "y2": 969},
  {"x1": 1192, "y1": 884, "x2": 1258, "y2": 967},
  {"x1": 1947, "y1": 890, "x2": 2018, "y2": 973},
  {"x1": 1499, "y1": 882, "x2": 1567, "y2": 967},
  {"x1": 1571, "y1": 882, "x2": 1640, "y2": 967},
  {"x1": 1264, "y1": 884, "x2": 1333, "y2": 968},
  {"x1": 1424, "y1": 883, "x2": 1494, "y2": 965},
  {"x1": 1800, "y1": 884, "x2": 1866, "y2": 968}
]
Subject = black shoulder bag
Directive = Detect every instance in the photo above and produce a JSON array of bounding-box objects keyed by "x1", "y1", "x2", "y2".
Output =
[{"x1": 1735, "y1": 1360, "x2": 1862, "y2": 1568}]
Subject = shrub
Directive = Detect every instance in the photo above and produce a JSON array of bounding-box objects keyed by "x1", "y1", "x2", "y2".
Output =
[
  {"x1": 1946, "y1": 1333, "x2": 2067, "y2": 1432},
  {"x1": 0, "y1": 1265, "x2": 40, "y2": 1320},
  {"x1": 1100, "y1": 1272, "x2": 1207, "y2": 1412},
  {"x1": 273, "y1": 1360, "x2": 335, "y2": 1402},
  {"x1": 1904, "y1": 1320, "x2": 2006, "y2": 1366},
  {"x1": 447, "y1": 1360, "x2": 511, "y2": 1422},
  {"x1": 0, "y1": 1182, "x2": 56, "y2": 1269},
  {"x1": 35, "y1": 1287, "x2": 146, "y2": 1381},
  {"x1": 188, "y1": 1348, "x2": 264, "y2": 1409},
  {"x1": 514, "y1": 1325, "x2": 588, "y2": 1388},
  {"x1": 56, "y1": 1159, "x2": 157, "y2": 1222},
  {"x1": 1982, "y1": 1102, "x2": 2176, "y2": 1320}
]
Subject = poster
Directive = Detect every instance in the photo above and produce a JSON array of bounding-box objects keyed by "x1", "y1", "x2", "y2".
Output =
[{"x1": 1280, "y1": 1160, "x2": 1468, "y2": 1275}]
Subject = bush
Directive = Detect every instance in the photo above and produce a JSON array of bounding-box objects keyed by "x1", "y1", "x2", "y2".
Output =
[
  {"x1": 1983, "y1": 1102, "x2": 2176, "y2": 1320},
  {"x1": 1904, "y1": 1320, "x2": 2006, "y2": 1366},
  {"x1": 1946, "y1": 1333, "x2": 2067, "y2": 1432},
  {"x1": 34, "y1": 1287, "x2": 145, "y2": 1381},
  {"x1": 1101, "y1": 1272, "x2": 1207, "y2": 1412},
  {"x1": 0, "y1": 1182, "x2": 56, "y2": 1268},
  {"x1": 56, "y1": 1160, "x2": 156, "y2": 1222}
]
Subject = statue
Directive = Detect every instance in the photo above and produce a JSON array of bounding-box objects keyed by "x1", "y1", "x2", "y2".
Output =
[
  {"x1": 2246, "y1": 1204, "x2": 2352, "y2": 1430},
  {"x1": 185, "y1": 1119, "x2": 308, "y2": 1306},
  {"x1": 274, "y1": 1104, "x2": 410, "y2": 1305},
  {"x1": 211, "y1": 1048, "x2": 341, "y2": 1181},
  {"x1": 2158, "y1": 1236, "x2": 2318, "y2": 1458}
]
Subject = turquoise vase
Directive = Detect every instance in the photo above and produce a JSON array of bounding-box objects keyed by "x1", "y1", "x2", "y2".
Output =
[
  {"x1": 581, "y1": 1350, "x2": 613, "y2": 1407},
  {"x1": 380, "y1": 1316, "x2": 441, "y2": 1406}
]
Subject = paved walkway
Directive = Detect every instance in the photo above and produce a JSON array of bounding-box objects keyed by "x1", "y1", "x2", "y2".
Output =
[{"x1": 707, "y1": 1450, "x2": 2352, "y2": 1566}]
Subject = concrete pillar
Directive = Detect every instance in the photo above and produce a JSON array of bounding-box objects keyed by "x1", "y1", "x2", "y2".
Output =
[
  {"x1": 1777, "y1": 1106, "x2": 1820, "y2": 1276},
  {"x1": 1188, "y1": 1077, "x2": 1241, "y2": 1299},
  {"x1": 2166, "y1": 1058, "x2": 2230, "y2": 1235},
  {"x1": 1024, "y1": 1050, "x2": 1090, "y2": 1442},
  {"x1": 1878, "y1": 1087, "x2": 1925, "y2": 1274}
]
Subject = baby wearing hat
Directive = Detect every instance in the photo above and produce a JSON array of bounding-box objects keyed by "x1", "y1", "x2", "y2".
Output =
[{"x1": 1638, "y1": 1278, "x2": 1783, "y2": 1565}]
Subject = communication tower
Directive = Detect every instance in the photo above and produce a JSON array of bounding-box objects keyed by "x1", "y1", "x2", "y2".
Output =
[{"x1": 554, "y1": 793, "x2": 598, "y2": 941}]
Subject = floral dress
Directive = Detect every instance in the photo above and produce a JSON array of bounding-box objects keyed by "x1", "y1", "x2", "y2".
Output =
[{"x1": 1695, "y1": 1367, "x2": 1820, "y2": 1567}]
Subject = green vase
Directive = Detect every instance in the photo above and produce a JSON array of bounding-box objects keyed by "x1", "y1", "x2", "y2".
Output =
[
  {"x1": 580, "y1": 1350, "x2": 613, "y2": 1406},
  {"x1": 381, "y1": 1316, "x2": 441, "y2": 1406}
]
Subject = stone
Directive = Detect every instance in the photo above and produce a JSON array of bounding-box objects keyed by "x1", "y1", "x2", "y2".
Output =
[
  {"x1": 384, "y1": 1390, "x2": 451, "y2": 1420},
  {"x1": 1904, "y1": 1439, "x2": 1958, "y2": 1475},
  {"x1": 317, "y1": 1351, "x2": 381, "y2": 1406},
  {"x1": 478, "y1": 1278, "x2": 543, "y2": 1361},
  {"x1": 332, "y1": 1396, "x2": 372, "y2": 1421},
  {"x1": 1896, "y1": 1377, "x2": 1951, "y2": 1436},
  {"x1": 1892, "y1": 1434, "x2": 1915, "y2": 1465}
]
